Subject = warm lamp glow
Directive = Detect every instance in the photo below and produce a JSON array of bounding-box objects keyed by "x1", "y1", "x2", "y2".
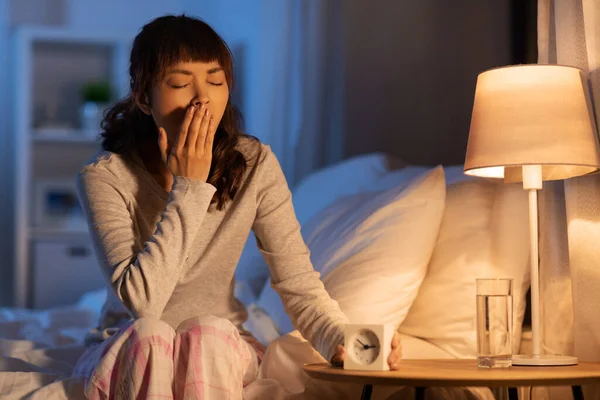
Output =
[
  {"x1": 464, "y1": 65, "x2": 600, "y2": 181},
  {"x1": 463, "y1": 166, "x2": 505, "y2": 178}
]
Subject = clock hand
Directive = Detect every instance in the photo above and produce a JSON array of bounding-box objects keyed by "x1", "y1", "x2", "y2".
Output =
[{"x1": 356, "y1": 339, "x2": 380, "y2": 350}]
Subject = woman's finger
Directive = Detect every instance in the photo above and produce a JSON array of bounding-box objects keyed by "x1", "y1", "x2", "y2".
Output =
[
  {"x1": 388, "y1": 352, "x2": 401, "y2": 370},
  {"x1": 388, "y1": 349, "x2": 398, "y2": 363},
  {"x1": 186, "y1": 104, "x2": 205, "y2": 151},
  {"x1": 392, "y1": 332, "x2": 401, "y2": 348},
  {"x1": 388, "y1": 333, "x2": 402, "y2": 370},
  {"x1": 339, "y1": 345, "x2": 346, "y2": 360},
  {"x1": 157, "y1": 127, "x2": 168, "y2": 164},
  {"x1": 331, "y1": 344, "x2": 345, "y2": 366},
  {"x1": 196, "y1": 107, "x2": 211, "y2": 154},
  {"x1": 175, "y1": 105, "x2": 196, "y2": 151},
  {"x1": 204, "y1": 117, "x2": 216, "y2": 154}
]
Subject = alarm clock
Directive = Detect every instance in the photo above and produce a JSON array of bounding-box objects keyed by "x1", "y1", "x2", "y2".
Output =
[{"x1": 343, "y1": 323, "x2": 395, "y2": 371}]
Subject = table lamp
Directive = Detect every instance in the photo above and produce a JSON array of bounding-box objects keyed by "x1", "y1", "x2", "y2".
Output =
[{"x1": 464, "y1": 65, "x2": 600, "y2": 366}]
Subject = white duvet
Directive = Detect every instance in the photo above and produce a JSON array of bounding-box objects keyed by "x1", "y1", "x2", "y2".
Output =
[{"x1": 0, "y1": 298, "x2": 494, "y2": 399}]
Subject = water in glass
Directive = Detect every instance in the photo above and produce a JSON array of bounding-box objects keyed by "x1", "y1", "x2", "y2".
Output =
[{"x1": 477, "y1": 293, "x2": 512, "y2": 368}]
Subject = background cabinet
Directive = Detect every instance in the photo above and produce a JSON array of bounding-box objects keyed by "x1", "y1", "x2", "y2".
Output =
[
  {"x1": 11, "y1": 26, "x2": 130, "y2": 308},
  {"x1": 31, "y1": 239, "x2": 104, "y2": 309}
]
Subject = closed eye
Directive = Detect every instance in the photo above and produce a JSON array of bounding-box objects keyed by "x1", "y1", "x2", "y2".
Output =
[
  {"x1": 171, "y1": 83, "x2": 223, "y2": 88},
  {"x1": 170, "y1": 83, "x2": 190, "y2": 89}
]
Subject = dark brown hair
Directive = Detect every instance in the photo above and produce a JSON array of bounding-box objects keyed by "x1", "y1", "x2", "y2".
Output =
[{"x1": 100, "y1": 14, "x2": 257, "y2": 210}]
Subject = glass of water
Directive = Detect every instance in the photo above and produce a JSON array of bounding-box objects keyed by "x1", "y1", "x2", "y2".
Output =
[{"x1": 476, "y1": 278, "x2": 513, "y2": 368}]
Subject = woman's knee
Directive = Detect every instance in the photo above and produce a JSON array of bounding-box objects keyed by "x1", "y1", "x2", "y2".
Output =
[
  {"x1": 175, "y1": 314, "x2": 236, "y2": 335},
  {"x1": 130, "y1": 317, "x2": 176, "y2": 340}
]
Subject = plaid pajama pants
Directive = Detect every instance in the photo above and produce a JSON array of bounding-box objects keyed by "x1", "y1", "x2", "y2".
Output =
[{"x1": 72, "y1": 315, "x2": 266, "y2": 399}]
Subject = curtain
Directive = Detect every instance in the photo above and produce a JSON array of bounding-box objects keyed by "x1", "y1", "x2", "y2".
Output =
[
  {"x1": 538, "y1": 0, "x2": 600, "y2": 399},
  {"x1": 256, "y1": 0, "x2": 344, "y2": 187},
  {"x1": 235, "y1": 0, "x2": 346, "y2": 289},
  {"x1": 289, "y1": 0, "x2": 346, "y2": 185}
]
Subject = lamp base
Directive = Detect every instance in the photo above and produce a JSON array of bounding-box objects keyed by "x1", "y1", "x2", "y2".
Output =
[{"x1": 512, "y1": 354, "x2": 579, "y2": 366}]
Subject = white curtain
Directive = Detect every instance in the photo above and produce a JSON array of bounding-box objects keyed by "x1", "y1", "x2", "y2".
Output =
[
  {"x1": 235, "y1": 0, "x2": 346, "y2": 289},
  {"x1": 538, "y1": 0, "x2": 600, "y2": 399},
  {"x1": 263, "y1": 0, "x2": 345, "y2": 187}
]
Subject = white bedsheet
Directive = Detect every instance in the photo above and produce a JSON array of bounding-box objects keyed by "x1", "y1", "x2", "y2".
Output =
[
  {"x1": 0, "y1": 305, "x2": 494, "y2": 399},
  {"x1": 0, "y1": 307, "x2": 89, "y2": 399}
]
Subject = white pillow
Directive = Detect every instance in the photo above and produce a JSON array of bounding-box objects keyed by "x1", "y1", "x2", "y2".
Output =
[
  {"x1": 291, "y1": 153, "x2": 406, "y2": 226},
  {"x1": 398, "y1": 179, "x2": 531, "y2": 358},
  {"x1": 374, "y1": 165, "x2": 470, "y2": 193},
  {"x1": 257, "y1": 166, "x2": 446, "y2": 332},
  {"x1": 234, "y1": 280, "x2": 258, "y2": 306}
]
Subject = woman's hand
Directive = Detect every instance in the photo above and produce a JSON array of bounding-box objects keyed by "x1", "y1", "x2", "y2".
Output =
[
  {"x1": 158, "y1": 104, "x2": 216, "y2": 182},
  {"x1": 331, "y1": 331, "x2": 402, "y2": 370}
]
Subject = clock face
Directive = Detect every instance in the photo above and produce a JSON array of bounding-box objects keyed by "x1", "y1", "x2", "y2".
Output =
[{"x1": 351, "y1": 328, "x2": 381, "y2": 365}]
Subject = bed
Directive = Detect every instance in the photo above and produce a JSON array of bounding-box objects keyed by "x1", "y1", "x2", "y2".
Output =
[{"x1": 0, "y1": 154, "x2": 532, "y2": 399}]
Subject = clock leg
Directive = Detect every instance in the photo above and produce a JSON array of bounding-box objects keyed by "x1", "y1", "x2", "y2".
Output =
[
  {"x1": 361, "y1": 384, "x2": 373, "y2": 400},
  {"x1": 415, "y1": 387, "x2": 425, "y2": 400},
  {"x1": 572, "y1": 385, "x2": 584, "y2": 400}
]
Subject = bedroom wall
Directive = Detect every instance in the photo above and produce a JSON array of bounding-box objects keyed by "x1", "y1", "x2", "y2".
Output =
[
  {"x1": 0, "y1": 0, "x2": 11, "y2": 305},
  {"x1": 0, "y1": 0, "x2": 517, "y2": 305},
  {"x1": 341, "y1": 0, "x2": 513, "y2": 166}
]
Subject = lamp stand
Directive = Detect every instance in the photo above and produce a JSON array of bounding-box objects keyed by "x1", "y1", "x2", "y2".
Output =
[{"x1": 512, "y1": 165, "x2": 578, "y2": 366}]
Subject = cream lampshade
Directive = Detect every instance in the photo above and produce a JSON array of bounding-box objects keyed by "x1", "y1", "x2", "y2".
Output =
[{"x1": 464, "y1": 64, "x2": 600, "y2": 366}]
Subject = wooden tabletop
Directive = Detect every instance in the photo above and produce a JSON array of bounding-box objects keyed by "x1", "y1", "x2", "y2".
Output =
[{"x1": 303, "y1": 359, "x2": 600, "y2": 388}]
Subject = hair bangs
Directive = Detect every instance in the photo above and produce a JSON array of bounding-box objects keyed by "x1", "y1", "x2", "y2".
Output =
[{"x1": 153, "y1": 20, "x2": 233, "y2": 86}]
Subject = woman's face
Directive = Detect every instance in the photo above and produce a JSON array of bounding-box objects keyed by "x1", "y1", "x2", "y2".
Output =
[{"x1": 139, "y1": 60, "x2": 229, "y2": 147}]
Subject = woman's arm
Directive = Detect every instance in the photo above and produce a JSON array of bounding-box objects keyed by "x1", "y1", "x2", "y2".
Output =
[
  {"x1": 252, "y1": 145, "x2": 349, "y2": 362},
  {"x1": 77, "y1": 168, "x2": 216, "y2": 319}
]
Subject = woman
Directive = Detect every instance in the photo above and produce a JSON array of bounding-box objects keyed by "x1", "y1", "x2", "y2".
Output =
[{"x1": 72, "y1": 14, "x2": 401, "y2": 399}]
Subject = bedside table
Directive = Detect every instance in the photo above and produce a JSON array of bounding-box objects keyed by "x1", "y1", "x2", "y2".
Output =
[
  {"x1": 31, "y1": 238, "x2": 105, "y2": 308},
  {"x1": 303, "y1": 359, "x2": 600, "y2": 400}
]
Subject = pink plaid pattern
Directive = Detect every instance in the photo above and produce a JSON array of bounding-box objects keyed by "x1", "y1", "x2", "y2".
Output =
[{"x1": 72, "y1": 316, "x2": 263, "y2": 399}]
